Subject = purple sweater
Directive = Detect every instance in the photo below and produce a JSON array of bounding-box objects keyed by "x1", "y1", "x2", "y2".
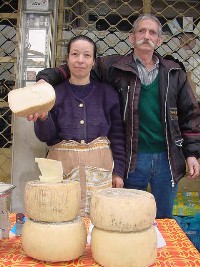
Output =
[{"x1": 34, "y1": 80, "x2": 126, "y2": 178}]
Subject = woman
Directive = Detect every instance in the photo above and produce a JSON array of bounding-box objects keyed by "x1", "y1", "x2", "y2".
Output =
[{"x1": 27, "y1": 35, "x2": 126, "y2": 216}]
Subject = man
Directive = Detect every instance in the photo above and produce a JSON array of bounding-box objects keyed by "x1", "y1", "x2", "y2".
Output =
[{"x1": 36, "y1": 14, "x2": 200, "y2": 218}]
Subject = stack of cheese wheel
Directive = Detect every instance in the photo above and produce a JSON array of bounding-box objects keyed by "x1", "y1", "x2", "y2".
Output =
[
  {"x1": 21, "y1": 158, "x2": 87, "y2": 262},
  {"x1": 90, "y1": 188, "x2": 157, "y2": 267}
]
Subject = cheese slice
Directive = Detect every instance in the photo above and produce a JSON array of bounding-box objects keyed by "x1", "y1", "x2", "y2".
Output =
[
  {"x1": 91, "y1": 226, "x2": 157, "y2": 267},
  {"x1": 35, "y1": 158, "x2": 63, "y2": 183},
  {"x1": 22, "y1": 217, "x2": 87, "y2": 262},
  {"x1": 90, "y1": 188, "x2": 156, "y2": 232},
  {"x1": 8, "y1": 82, "x2": 55, "y2": 117},
  {"x1": 24, "y1": 180, "x2": 81, "y2": 222}
]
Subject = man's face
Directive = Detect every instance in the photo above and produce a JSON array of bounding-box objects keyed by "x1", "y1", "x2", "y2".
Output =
[{"x1": 130, "y1": 19, "x2": 162, "y2": 52}]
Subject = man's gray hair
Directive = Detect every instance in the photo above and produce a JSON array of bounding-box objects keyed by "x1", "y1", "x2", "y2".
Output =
[{"x1": 132, "y1": 14, "x2": 163, "y2": 37}]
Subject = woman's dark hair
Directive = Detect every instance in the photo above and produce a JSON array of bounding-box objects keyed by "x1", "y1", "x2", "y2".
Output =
[{"x1": 67, "y1": 35, "x2": 97, "y2": 59}]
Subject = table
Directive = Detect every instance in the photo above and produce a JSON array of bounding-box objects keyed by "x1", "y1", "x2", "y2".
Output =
[{"x1": 0, "y1": 214, "x2": 199, "y2": 267}]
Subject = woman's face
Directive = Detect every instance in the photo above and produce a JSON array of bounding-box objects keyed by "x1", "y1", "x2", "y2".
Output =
[{"x1": 67, "y1": 39, "x2": 95, "y2": 83}]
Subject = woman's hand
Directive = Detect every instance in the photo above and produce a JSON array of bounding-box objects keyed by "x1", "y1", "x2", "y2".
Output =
[
  {"x1": 36, "y1": 79, "x2": 47, "y2": 84},
  {"x1": 27, "y1": 112, "x2": 48, "y2": 122},
  {"x1": 112, "y1": 174, "x2": 124, "y2": 188}
]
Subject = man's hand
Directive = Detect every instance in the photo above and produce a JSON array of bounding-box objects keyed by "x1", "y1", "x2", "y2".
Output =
[
  {"x1": 112, "y1": 174, "x2": 124, "y2": 188},
  {"x1": 27, "y1": 112, "x2": 48, "y2": 122},
  {"x1": 186, "y1": 156, "x2": 200, "y2": 179}
]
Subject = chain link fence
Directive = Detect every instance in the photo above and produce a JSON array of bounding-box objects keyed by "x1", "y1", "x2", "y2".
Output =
[
  {"x1": 0, "y1": 0, "x2": 199, "y2": 192},
  {"x1": 56, "y1": 0, "x2": 200, "y2": 101},
  {"x1": 0, "y1": 0, "x2": 19, "y2": 184},
  {"x1": 56, "y1": 0, "x2": 200, "y2": 192}
]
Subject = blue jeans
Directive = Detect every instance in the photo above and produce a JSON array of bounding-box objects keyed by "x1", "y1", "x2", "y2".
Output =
[{"x1": 124, "y1": 152, "x2": 178, "y2": 219}]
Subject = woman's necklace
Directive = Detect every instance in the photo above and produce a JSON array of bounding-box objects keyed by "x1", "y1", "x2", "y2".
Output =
[{"x1": 69, "y1": 78, "x2": 90, "y2": 85}]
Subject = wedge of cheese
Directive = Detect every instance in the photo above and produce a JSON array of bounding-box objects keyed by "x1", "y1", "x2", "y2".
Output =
[
  {"x1": 35, "y1": 158, "x2": 63, "y2": 183},
  {"x1": 91, "y1": 226, "x2": 157, "y2": 267},
  {"x1": 8, "y1": 82, "x2": 55, "y2": 117},
  {"x1": 90, "y1": 188, "x2": 156, "y2": 232},
  {"x1": 24, "y1": 180, "x2": 81, "y2": 222},
  {"x1": 22, "y1": 217, "x2": 87, "y2": 262}
]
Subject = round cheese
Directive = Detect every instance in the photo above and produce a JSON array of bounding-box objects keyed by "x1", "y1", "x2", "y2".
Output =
[
  {"x1": 22, "y1": 217, "x2": 87, "y2": 262},
  {"x1": 91, "y1": 226, "x2": 157, "y2": 267},
  {"x1": 24, "y1": 180, "x2": 81, "y2": 222},
  {"x1": 90, "y1": 188, "x2": 156, "y2": 232},
  {"x1": 8, "y1": 82, "x2": 55, "y2": 117}
]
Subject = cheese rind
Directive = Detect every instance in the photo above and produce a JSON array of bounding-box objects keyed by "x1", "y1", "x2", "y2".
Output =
[
  {"x1": 90, "y1": 188, "x2": 156, "y2": 232},
  {"x1": 24, "y1": 180, "x2": 81, "y2": 222},
  {"x1": 22, "y1": 217, "x2": 87, "y2": 262},
  {"x1": 8, "y1": 82, "x2": 55, "y2": 117},
  {"x1": 91, "y1": 226, "x2": 157, "y2": 267}
]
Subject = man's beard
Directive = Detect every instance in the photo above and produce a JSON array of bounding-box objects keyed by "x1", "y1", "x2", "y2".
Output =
[{"x1": 136, "y1": 39, "x2": 155, "y2": 48}]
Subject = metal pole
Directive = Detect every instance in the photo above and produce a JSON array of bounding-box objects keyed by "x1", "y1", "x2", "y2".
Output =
[{"x1": 143, "y1": 0, "x2": 151, "y2": 14}]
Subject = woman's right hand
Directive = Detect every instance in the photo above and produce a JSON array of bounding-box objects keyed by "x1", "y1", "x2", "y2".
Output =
[
  {"x1": 36, "y1": 79, "x2": 47, "y2": 84},
  {"x1": 27, "y1": 112, "x2": 48, "y2": 122}
]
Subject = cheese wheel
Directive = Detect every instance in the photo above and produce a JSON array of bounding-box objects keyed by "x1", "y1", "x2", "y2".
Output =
[
  {"x1": 91, "y1": 226, "x2": 157, "y2": 267},
  {"x1": 8, "y1": 82, "x2": 55, "y2": 117},
  {"x1": 22, "y1": 217, "x2": 87, "y2": 262},
  {"x1": 24, "y1": 180, "x2": 81, "y2": 222},
  {"x1": 90, "y1": 188, "x2": 156, "y2": 232},
  {"x1": 35, "y1": 158, "x2": 63, "y2": 183},
  {"x1": 39, "y1": 175, "x2": 63, "y2": 183}
]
